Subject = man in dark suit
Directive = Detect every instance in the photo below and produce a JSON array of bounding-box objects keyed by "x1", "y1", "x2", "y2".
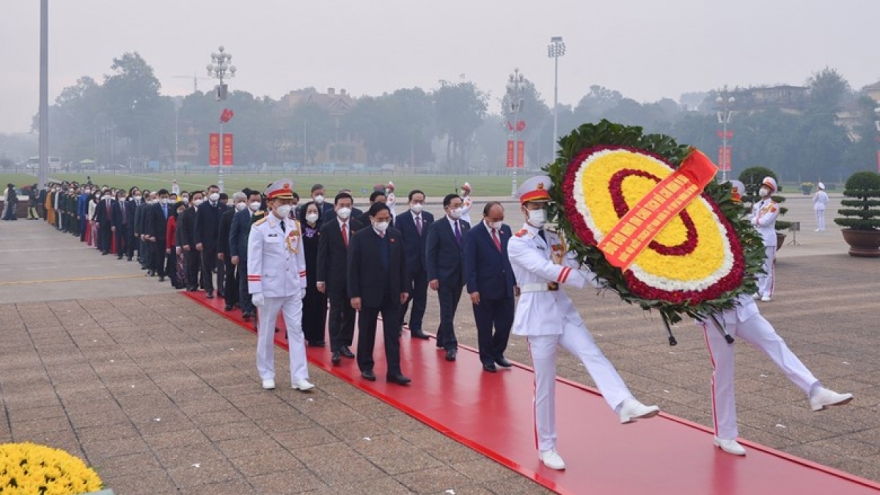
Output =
[
  {"x1": 230, "y1": 189, "x2": 262, "y2": 319},
  {"x1": 296, "y1": 183, "x2": 335, "y2": 226},
  {"x1": 111, "y1": 191, "x2": 130, "y2": 260},
  {"x1": 218, "y1": 192, "x2": 244, "y2": 311},
  {"x1": 425, "y1": 193, "x2": 470, "y2": 361},
  {"x1": 317, "y1": 192, "x2": 357, "y2": 365},
  {"x1": 177, "y1": 191, "x2": 202, "y2": 292},
  {"x1": 95, "y1": 190, "x2": 114, "y2": 255},
  {"x1": 347, "y1": 202, "x2": 411, "y2": 385},
  {"x1": 135, "y1": 191, "x2": 153, "y2": 269},
  {"x1": 195, "y1": 185, "x2": 228, "y2": 299},
  {"x1": 395, "y1": 189, "x2": 433, "y2": 339},
  {"x1": 123, "y1": 188, "x2": 139, "y2": 261},
  {"x1": 145, "y1": 189, "x2": 171, "y2": 282},
  {"x1": 352, "y1": 190, "x2": 387, "y2": 231},
  {"x1": 464, "y1": 201, "x2": 517, "y2": 372}
]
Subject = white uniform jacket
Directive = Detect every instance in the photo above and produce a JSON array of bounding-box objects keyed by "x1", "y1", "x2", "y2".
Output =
[
  {"x1": 751, "y1": 198, "x2": 779, "y2": 247},
  {"x1": 508, "y1": 223, "x2": 604, "y2": 337},
  {"x1": 247, "y1": 214, "x2": 307, "y2": 298}
]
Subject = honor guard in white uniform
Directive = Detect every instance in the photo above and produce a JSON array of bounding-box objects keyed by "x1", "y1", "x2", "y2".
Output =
[
  {"x1": 700, "y1": 294, "x2": 853, "y2": 456},
  {"x1": 813, "y1": 181, "x2": 829, "y2": 231},
  {"x1": 750, "y1": 177, "x2": 779, "y2": 301},
  {"x1": 247, "y1": 179, "x2": 315, "y2": 392},
  {"x1": 507, "y1": 176, "x2": 659, "y2": 471}
]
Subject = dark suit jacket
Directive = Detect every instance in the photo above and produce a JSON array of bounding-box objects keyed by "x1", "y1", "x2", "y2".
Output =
[
  {"x1": 316, "y1": 218, "x2": 356, "y2": 298},
  {"x1": 217, "y1": 208, "x2": 236, "y2": 256},
  {"x1": 395, "y1": 209, "x2": 434, "y2": 275},
  {"x1": 95, "y1": 199, "x2": 114, "y2": 225},
  {"x1": 425, "y1": 217, "x2": 470, "y2": 285},
  {"x1": 463, "y1": 221, "x2": 516, "y2": 300},
  {"x1": 177, "y1": 206, "x2": 197, "y2": 249},
  {"x1": 347, "y1": 226, "x2": 408, "y2": 308},
  {"x1": 146, "y1": 202, "x2": 171, "y2": 241},
  {"x1": 194, "y1": 202, "x2": 227, "y2": 249},
  {"x1": 111, "y1": 199, "x2": 131, "y2": 230},
  {"x1": 133, "y1": 201, "x2": 148, "y2": 235},
  {"x1": 228, "y1": 208, "x2": 253, "y2": 260}
]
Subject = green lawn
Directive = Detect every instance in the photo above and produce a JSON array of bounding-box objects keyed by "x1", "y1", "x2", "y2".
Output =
[{"x1": 5, "y1": 172, "x2": 525, "y2": 199}]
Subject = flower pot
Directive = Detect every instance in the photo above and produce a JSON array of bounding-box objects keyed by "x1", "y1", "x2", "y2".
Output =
[{"x1": 841, "y1": 229, "x2": 880, "y2": 258}]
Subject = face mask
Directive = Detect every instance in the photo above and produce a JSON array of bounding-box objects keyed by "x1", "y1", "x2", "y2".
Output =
[
  {"x1": 181, "y1": 196, "x2": 189, "y2": 203},
  {"x1": 448, "y1": 207, "x2": 463, "y2": 220},
  {"x1": 193, "y1": 199, "x2": 204, "y2": 207},
  {"x1": 305, "y1": 213, "x2": 319, "y2": 224},
  {"x1": 527, "y1": 209, "x2": 547, "y2": 228},
  {"x1": 374, "y1": 220, "x2": 390, "y2": 233},
  {"x1": 314, "y1": 194, "x2": 325, "y2": 205},
  {"x1": 275, "y1": 204, "x2": 293, "y2": 218},
  {"x1": 209, "y1": 193, "x2": 220, "y2": 202},
  {"x1": 103, "y1": 195, "x2": 111, "y2": 200},
  {"x1": 133, "y1": 195, "x2": 141, "y2": 201},
  {"x1": 410, "y1": 203, "x2": 424, "y2": 214},
  {"x1": 759, "y1": 187, "x2": 770, "y2": 197},
  {"x1": 160, "y1": 198, "x2": 169, "y2": 205},
  {"x1": 235, "y1": 202, "x2": 247, "y2": 212},
  {"x1": 336, "y1": 207, "x2": 352, "y2": 220},
  {"x1": 248, "y1": 201, "x2": 261, "y2": 212},
  {"x1": 488, "y1": 220, "x2": 503, "y2": 231},
  {"x1": 150, "y1": 199, "x2": 158, "y2": 205}
]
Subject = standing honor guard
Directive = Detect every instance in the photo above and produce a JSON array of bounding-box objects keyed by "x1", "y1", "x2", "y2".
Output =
[
  {"x1": 813, "y1": 181, "x2": 829, "y2": 232},
  {"x1": 247, "y1": 179, "x2": 315, "y2": 392},
  {"x1": 508, "y1": 176, "x2": 659, "y2": 471},
  {"x1": 750, "y1": 177, "x2": 779, "y2": 302}
]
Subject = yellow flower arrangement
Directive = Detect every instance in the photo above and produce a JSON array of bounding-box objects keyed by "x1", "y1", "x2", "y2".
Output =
[{"x1": 0, "y1": 442, "x2": 103, "y2": 495}]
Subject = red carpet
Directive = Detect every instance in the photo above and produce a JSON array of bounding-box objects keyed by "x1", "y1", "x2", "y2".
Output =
[{"x1": 185, "y1": 291, "x2": 880, "y2": 495}]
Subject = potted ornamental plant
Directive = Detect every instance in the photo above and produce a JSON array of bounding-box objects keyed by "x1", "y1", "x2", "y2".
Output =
[
  {"x1": 739, "y1": 166, "x2": 789, "y2": 250},
  {"x1": 835, "y1": 171, "x2": 880, "y2": 257},
  {"x1": 0, "y1": 442, "x2": 108, "y2": 494},
  {"x1": 801, "y1": 182, "x2": 814, "y2": 195}
]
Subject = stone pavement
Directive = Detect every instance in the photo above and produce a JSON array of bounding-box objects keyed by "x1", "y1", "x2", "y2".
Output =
[{"x1": 1, "y1": 204, "x2": 879, "y2": 494}]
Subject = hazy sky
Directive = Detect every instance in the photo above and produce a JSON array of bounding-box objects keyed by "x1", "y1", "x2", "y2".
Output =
[{"x1": 1, "y1": 0, "x2": 877, "y2": 133}]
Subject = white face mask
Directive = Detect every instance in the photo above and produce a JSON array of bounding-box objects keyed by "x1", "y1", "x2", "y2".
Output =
[
  {"x1": 193, "y1": 199, "x2": 203, "y2": 206},
  {"x1": 181, "y1": 196, "x2": 189, "y2": 203},
  {"x1": 314, "y1": 194, "x2": 325, "y2": 205},
  {"x1": 305, "y1": 213, "x2": 319, "y2": 224},
  {"x1": 159, "y1": 198, "x2": 169, "y2": 205},
  {"x1": 235, "y1": 202, "x2": 247, "y2": 212},
  {"x1": 336, "y1": 207, "x2": 352, "y2": 220},
  {"x1": 527, "y1": 208, "x2": 547, "y2": 228},
  {"x1": 103, "y1": 195, "x2": 111, "y2": 200},
  {"x1": 373, "y1": 220, "x2": 390, "y2": 233},
  {"x1": 209, "y1": 193, "x2": 220, "y2": 202},
  {"x1": 488, "y1": 220, "x2": 503, "y2": 231},
  {"x1": 248, "y1": 201, "x2": 261, "y2": 212},
  {"x1": 410, "y1": 203, "x2": 424, "y2": 214},
  {"x1": 759, "y1": 187, "x2": 770, "y2": 197},
  {"x1": 133, "y1": 195, "x2": 141, "y2": 201},
  {"x1": 448, "y1": 207, "x2": 463, "y2": 220},
  {"x1": 274, "y1": 204, "x2": 293, "y2": 218}
]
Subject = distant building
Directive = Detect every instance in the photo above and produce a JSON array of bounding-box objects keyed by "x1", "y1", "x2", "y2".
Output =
[
  {"x1": 728, "y1": 85, "x2": 810, "y2": 115},
  {"x1": 281, "y1": 88, "x2": 366, "y2": 166}
]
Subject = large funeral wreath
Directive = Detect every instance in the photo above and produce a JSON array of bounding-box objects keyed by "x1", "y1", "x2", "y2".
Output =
[{"x1": 545, "y1": 120, "x2": 765, "y2": 329}]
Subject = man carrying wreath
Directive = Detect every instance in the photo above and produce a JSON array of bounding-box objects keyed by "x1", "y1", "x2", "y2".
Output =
[{"x1": 507, "y1": 175, "x2": 660, "y2": 471}]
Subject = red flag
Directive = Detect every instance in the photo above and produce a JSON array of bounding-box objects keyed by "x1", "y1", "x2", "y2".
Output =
[{"x1": 220, "y1": 108, "x2": 234, "y2": 123}]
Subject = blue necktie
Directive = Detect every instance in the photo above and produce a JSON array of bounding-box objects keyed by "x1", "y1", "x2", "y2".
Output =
[{"x1": 162, "y1": 205, "x2": 167, "y2": 219}]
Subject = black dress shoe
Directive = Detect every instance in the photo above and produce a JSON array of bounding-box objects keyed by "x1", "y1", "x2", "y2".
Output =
[
  {"x1": 206, "y1": 291, "x2": 214, "y2": 299},
  {"x1": 483, "y1": 363, "x2": 498, "y2": 373},
  {"x1": 361, "y1": 370, "x2": 376, "y2": 381},
  {"x1": 411, "y1": 330, "x2": 430, "y2": 340},
  {"x1": 387, "y1": 373, "x2": 411, "y2": 385},
  {"x1": 495, "y1": 357, "x2": 513, "y2": 368},
  {"x1": 224, "y1": 305, "x2": 234, "y2": 311},
  {"x1": 147, "y1": 270, "x2": 154, "y2": 276},
  {"x1": 242, "y1": 312, "x2": 253, "y2": 320},
  {"x1": 340, "y1": 346, "x2": 355, "y2": 359},
  {"x1": 127, "y1": 257, "x2": 132, "y2": 261},
  {"x1": 331, "y1": 351, "x2": 341, "y2": 364},
  {"x1": 117, "y1": 255, "x2": 123, "y2": 260},
  {"x1": 445, "y1": 349, "x2": 457, "y2": 361},
  {"x1": 158, "y1": 276, "x2": 165, "y2": 282},
  {"x1": 436, "y1": 342, "x2": 443, "y2": 349}
]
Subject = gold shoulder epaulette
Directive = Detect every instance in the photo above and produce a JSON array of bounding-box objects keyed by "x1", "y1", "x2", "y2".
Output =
[
  {"x1": 254, "y1": 216, "x2": 268, "y2": 226},
  {"x1": 515, "y1": 229, "x2": 528, "y2": 238}
]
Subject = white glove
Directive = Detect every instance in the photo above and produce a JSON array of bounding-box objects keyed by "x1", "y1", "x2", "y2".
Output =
[
  {"x1": 252, "y1": 292, "x2": 265, "y2": 307},
  {"x1": 580, "y1": 269, "x2": 609, "y2": 290}
]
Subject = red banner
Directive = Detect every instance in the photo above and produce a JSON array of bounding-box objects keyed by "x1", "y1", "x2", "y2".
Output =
[
  {"x1": 506, "y1": 140, "x2": 515, "y2": 168},
  {"x1": 208, "y1": 133, "x2": 220, "y2": 166},
  {"x1": 516, "y1": 140, "x2": 525, "y2": 169},
  {"x1": 222, "y1": 134, "x2": 234, "y2": 166},
  {"x1": 717, "y1": 146, "x2": 731, "y2": 172},
  {"x1": 877, "y1": 150, "x2": 880, "y2": 173}
]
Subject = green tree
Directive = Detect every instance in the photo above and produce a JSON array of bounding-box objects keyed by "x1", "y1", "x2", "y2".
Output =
[
  {"x1": 433, "y1": 79, "x2": 488, "y2": 170},
  {"x1": 806, "y1": 67, "x2": 851, "y2": 115}
]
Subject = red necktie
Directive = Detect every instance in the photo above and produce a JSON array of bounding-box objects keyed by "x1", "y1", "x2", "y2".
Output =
[
  {"x1": 491, "y1": 228, "x2": 502, "y2": 252},
  {"x1": 341, "y1": 222, "x2": 348, "y2": 248}
]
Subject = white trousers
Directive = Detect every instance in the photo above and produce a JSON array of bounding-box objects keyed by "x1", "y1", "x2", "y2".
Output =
[
  {"x1": 527, "y1": 320, "x2": 632, "y2": 451},
  {"x1": 757, "y1": 246, "x2": 776, "y2": 298},
  {"x1": 256, "y1": 295, "x2": 309, "y2": 383},
  {"x1": 702, "y1": 313, "x2": 818, "y2": 440},
  {"x1": 815, "y1": 208, "x2": 826, "y2": 231}
]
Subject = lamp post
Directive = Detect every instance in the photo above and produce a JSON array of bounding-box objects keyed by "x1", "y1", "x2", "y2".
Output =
[
  {"x1": 547, "y1": 36, "x2": 565, "y2": 161},
  {"x1": 506, "y1": 68, "x2": 525, "y2": 197},
  {"x1": 38, "y1": 0, "x2": 49, "y2": 189},
  {"x1": 874, "y1": 106, "x2": 880, "y2": 173},
  {"x1": 206, "y1": 46, "x2": 236, "y2": 193},
  {"x1": 716, "y1": 92, "x2": 735, "y2": 182}
]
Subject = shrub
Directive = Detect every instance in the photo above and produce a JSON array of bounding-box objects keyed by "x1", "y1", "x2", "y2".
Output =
[{"x1": 835, "y1": 171, "x2": 880, "y2": 231}]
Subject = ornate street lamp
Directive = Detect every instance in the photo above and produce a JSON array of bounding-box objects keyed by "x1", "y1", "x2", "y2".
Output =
[
  {"x1": 716, "y1": 91, "x2": 735, "y2": 182},
  {"x1": 507, "y1": 69, "x2": 526, "y2": 196},
  {"x1": 206, "y1": 46, "x2": 237, "y2": 192}
]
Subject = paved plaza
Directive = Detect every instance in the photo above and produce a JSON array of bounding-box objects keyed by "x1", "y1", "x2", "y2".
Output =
[{"x1": 1, "y1": 194, "x2": 879, "y2": 494}]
